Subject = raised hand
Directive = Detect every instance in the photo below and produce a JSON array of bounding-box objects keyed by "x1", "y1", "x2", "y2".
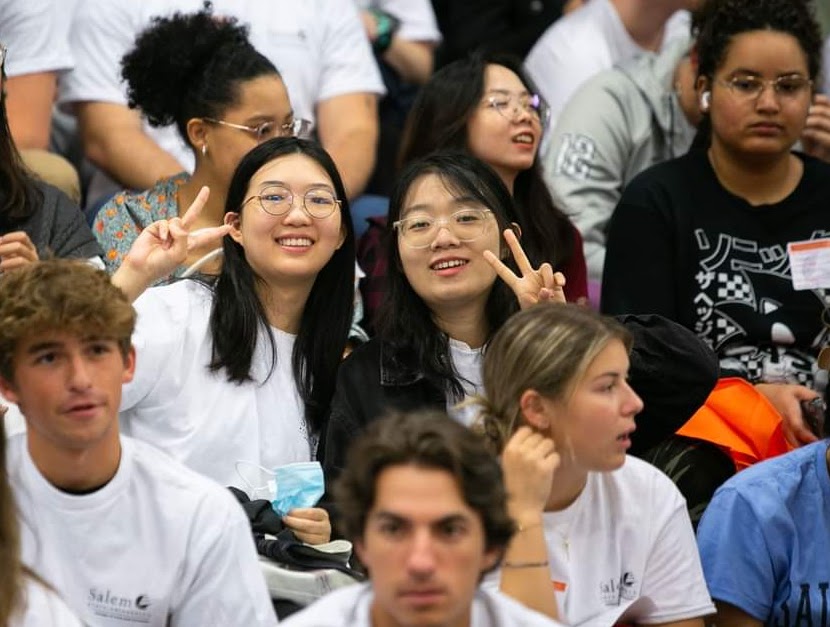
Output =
[
  {"x1": 113, "y1": 187, "x2": 230, "y2": 301},
  {"x1": 802, "y1": 94, "x2": 830, "y2": 163},
  {"x1": 483, "y1": 228, "x2": 567, "y2": 309},
  {"x1": 0, "y1": 231, "x2": 39, "y2": 272},
  {"x1": 501, "y1": 426, "x2": 560, "y2": 522}
]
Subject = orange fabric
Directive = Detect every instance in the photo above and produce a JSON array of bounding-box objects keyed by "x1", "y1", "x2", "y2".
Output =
[{"x1": 677, "y1": 377, "x2": 792, "y2": 470}]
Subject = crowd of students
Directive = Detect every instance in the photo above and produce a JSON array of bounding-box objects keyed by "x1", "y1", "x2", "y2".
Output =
[{"x1": 1, "y1": 0, "x2": 829, "y2": 625}]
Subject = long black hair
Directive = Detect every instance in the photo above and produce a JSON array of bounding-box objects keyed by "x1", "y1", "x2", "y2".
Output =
[
  {"x1": 377, "y1": 151, "x2": 520, "y2": 400},
  {"x1": 399, "y1": 51, "x2": 575, "y2": 272},
  {"x1": 0, "y1": 64, "x2": 42, "y2": 226},
  {"x1": 209, "y1": 137, "x2": 356, "y2": 433},
  {"x1": 121, "y1": 1, "x2": 280, "y2": 145}
]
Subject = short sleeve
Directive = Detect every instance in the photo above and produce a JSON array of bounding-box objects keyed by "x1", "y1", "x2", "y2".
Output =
[
  {"x1": 0, "y1": 0, "x2": 73, "y2": 76},
  {"x1": 93, "y1": 193, "x2": 143, "y2": 274},
  {"x1": 377, "y1": 0, "x2": 441, "y2": 42},
  {"x1": 59, "y1": 0, "x2": 136, "y2": 105},
  {"x1": 697, "y1": 487, "x2": 776, "y2": 622},
  {"x1": 316, "y1": 0, "x2": 385, "y2": 102}
]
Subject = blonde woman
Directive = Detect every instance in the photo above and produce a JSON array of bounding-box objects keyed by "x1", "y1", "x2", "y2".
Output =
[{"x1": 475, "y1": 304, "x2": 714, "y2": 626}]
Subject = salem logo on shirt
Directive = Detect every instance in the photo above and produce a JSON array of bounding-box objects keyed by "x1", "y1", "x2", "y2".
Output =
[
  {"x1": 600, "y1": 572, "x2": 638, "y2": 606},
  {"x1": 88, "y1": 588, "x2": 152, "y2": 623}
]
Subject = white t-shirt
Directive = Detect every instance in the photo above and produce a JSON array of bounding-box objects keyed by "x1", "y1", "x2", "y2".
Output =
[
  {"x1": 447, "y1": 338, "x2": 484, "y2": 427},
  {"x1": 0, "y1": 0, "x2": 73, "y2": 76},
  {"x1": 525, "y1": 0, "x2": 690, "y2": 131},
  {"x1": 352, "y1": 0, "x2": 442, "y2": 43},
  {"x1": 486, "y1": 456, "x2": 714, "y2": 626},
  {"x1": 60, "y1": 0, "x2": 385, "y2": 173},
  {"x1": 11, "y1": 578, "x2": 83, "y2": 627},
  {"x1": 7, "y1": 434, "x2": 277, "y2": 627},
  {"x1": 121, "y1": 279, "x2": 312, "y2": 490},
  {"x1": 282, "y1": 582, "x2": 563, "y2": 626}
]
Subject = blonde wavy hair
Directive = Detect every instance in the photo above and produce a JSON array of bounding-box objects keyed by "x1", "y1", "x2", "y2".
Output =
[{"x1": 473, "y1": 303, "x2": 631, "y2": 455}]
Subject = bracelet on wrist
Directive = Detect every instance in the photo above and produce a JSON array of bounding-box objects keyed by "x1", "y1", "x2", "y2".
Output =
[{"x1": 503, "y1": 559, "x2": 550, "y2": 569}]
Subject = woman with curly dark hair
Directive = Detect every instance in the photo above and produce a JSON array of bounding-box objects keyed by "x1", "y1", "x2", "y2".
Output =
[
  {"x1": 603, "y1": 0, "x2": 828, "y2": 449},
  {"x1": 93, "y1": 3, "x2": 306, "y2": 278}
]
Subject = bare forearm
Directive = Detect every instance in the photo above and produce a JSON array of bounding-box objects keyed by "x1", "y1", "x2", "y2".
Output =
[
  {"x1": 499, "y1": 513, "x2": 558, "y2": 620},
  {"x1": 382, "y1": 39, "x2": 434, "y2": 85},
  {"x1": 317, "y1": 94, "x2": 379, "y2": 198},
  {"x1": 5, "y1": 73, "x2": 56, "y2": 150},
  {"x1": 85, "y1": 130, "x2": 183, "y2": 190}
]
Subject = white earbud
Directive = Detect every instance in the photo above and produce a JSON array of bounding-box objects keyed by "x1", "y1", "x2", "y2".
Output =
[{"x1": 700, "y1": 91, "x2": 711, "y2": 111}]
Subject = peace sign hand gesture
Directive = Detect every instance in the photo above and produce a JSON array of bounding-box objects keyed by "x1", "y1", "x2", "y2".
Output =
[
  {"x1": 113, "y1": 187, "x2": 230, "y2": 302},
  {"x1": 483, "y1": 228, "x2": 566, "y2": 310}
]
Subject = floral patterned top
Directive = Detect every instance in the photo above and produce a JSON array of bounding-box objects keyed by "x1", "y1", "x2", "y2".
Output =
[{"x1": 94, "y1": 172, "x2": 189, "y2": 276}]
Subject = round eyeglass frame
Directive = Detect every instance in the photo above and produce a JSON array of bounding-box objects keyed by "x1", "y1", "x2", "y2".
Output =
[{"x1": 243, "y1": 184, "x2": 341, "y2": 219}]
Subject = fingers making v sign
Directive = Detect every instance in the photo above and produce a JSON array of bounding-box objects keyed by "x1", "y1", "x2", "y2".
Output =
[{"x1": 483, "y1": 228, "x2": 567, "y2": 309}]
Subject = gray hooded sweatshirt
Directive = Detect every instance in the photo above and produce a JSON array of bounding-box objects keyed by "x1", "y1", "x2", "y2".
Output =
[{"x1": 541, "y1": 36, "x2": 695, "y2": 283}]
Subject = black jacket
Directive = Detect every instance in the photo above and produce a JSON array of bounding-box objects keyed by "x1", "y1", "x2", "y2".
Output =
[{"x1": 320, "y1": 313, "x2": 720, "y2": 487}]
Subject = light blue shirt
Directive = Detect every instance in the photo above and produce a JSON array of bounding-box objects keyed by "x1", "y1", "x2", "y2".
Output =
[{"x1": 697, "y1": 441, "x2": 830, "y2": 625}]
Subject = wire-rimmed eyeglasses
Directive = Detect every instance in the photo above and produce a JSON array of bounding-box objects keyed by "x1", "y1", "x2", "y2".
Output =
[
  {"x1": 243, "y1": 184, "x2": 341, "y2": 219},
  {"x1": 393, "y1": 208, "x2": 494, "y2": 249},
  {"x1": 204, "y1": 117, "x2": 313, "y2": 142},
  {"x1": 716, "y1": 74, "x2": 813, "y2": 102},
  {"x1": 484, "y1": 91, "x2": 550, "y2": 128}
]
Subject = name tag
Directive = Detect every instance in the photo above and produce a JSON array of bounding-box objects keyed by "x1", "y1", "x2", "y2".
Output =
[{"x1": 787, "y1": 238, "x2": 830, "y2": 290}]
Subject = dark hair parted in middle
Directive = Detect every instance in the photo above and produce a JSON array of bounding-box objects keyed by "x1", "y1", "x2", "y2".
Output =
[
  {"x1": 377, "y1": 151, "x2": 520, "y2": 400},
  {"x1": 333, "y1": 409, "x2": 515, "y2": 555},
  {"x1": 209, "y1": 137, "x2": 356, "y2": 433},
  {"x1": 121, "y1": 1, "x2": 279, "y2": 141},
  {"x1": 692, "y1": 0, "x2": 823, "y2": 81},
  {"x1": 398, "y1": 51, "x2": 576, "y2": 273}
]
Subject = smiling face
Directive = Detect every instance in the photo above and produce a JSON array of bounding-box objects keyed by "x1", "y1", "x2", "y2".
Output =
[
  {"x1": 357, "y1": 464, "x2": 500, "y2": 627},
  {"x1": 201, "y1": 73, "x2": 294, "y2": 189},
  {"x1": 226, "y1": 152, "x2": 345, "y2": 287},
  {"x1": 397, "y1": 173, "x2": 502, "y2": 317},
  {"x1": 0, "y1": 331, "x2": 134, "y2": 459},
  {"x1": 466, "y1": 64, "x2": 542, "y2": 188},
  {"x1": 543, "y1": 339, "x2": 643, "y2": 473},
  {"x1": 703, "y1": 30, "x2": 812, "y2": 159}
]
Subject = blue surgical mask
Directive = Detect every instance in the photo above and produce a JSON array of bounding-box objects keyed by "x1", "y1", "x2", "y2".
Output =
[
  {"x1": 235, "y1": 460, "x2": 325, "y2": 517},
  {"x1": 271, "y1": 461, "x2": 325, "y2": 516}
]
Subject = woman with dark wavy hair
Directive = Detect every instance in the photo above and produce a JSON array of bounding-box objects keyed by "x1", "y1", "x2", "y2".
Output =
[{"x1": 94, "y1": 3, "x2": 306, "y2": 278}]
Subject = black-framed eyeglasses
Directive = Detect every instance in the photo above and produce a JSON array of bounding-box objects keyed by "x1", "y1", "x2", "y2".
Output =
[
  {"x1": 484, "y1": 92, "x2": 550, "y2": 128},
  {"x1": 204, "y1": 117, "x2": 313, "y2": 142},
  {"x1": 716, "y1": 74, "x2": 813, "y2": 101},
  {"x1": 393, "y1": 208, "x2": 494, "y2": 249},
  {"x1": 243, "y1": 184, "x2": 341, "y2": 219}
]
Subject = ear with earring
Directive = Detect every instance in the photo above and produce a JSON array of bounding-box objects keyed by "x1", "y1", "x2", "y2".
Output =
[
  {"x1": 699, "y1": 91, "x2": 711, "y2": 113},
  {"x1": 201, "y1": 143, "x2": 208, "y2": 157}
]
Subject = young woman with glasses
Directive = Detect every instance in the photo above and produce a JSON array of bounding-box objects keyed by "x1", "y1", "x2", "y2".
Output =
[
  {"x1": 602, "y1": 0, "x2": 828, "y2": 449},
  {"x1": 94, "y1": 6, "x2": 310, "y2": 279},
  {"x1": 398, "y1": 52, "x2": 588, "y2": 304},
  {"x1": 110, "y1": 136, "x2": 355, "y2": 546},
  {"x1": 320, "y1": 151, "x2": 718, "y2": 539}
]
